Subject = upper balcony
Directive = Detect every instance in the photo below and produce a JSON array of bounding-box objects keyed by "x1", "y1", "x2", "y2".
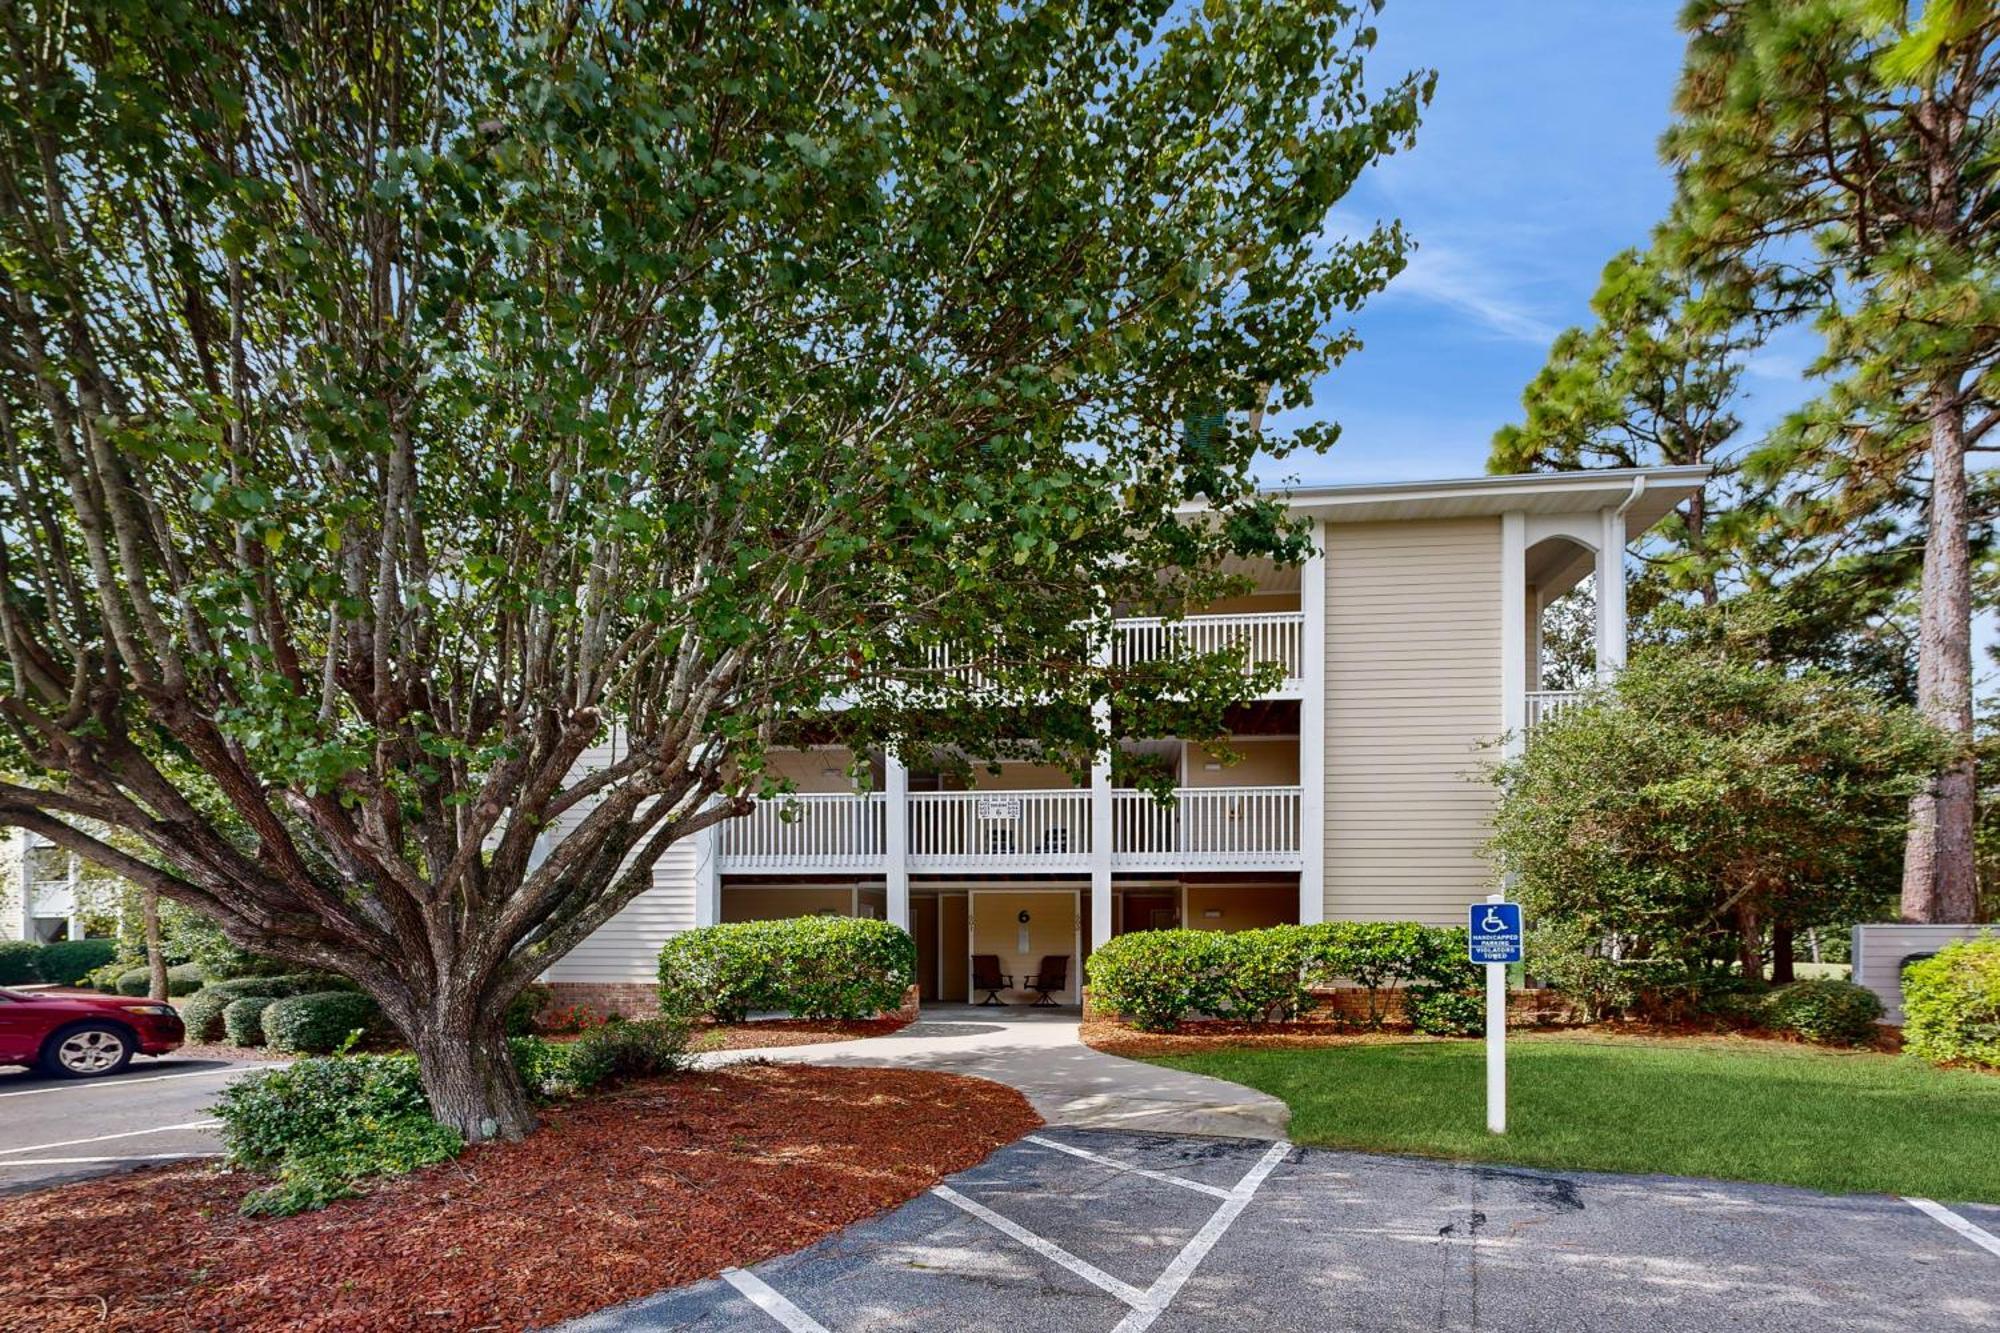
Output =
[
  {"x1": 931, "y1": 611, "x2": 1306, "y2": 700},
  {"x1": 716, "y1": 785, "x2": 1305, "y2": 874}
]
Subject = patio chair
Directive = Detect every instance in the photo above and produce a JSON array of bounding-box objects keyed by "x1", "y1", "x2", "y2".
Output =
[
  {"x1": 972, "y1": 954, "x2": 1013, "y2": 1006},
  {"x1": 1022, "y1": 955, "x2": 1070, "y2": 1007}
]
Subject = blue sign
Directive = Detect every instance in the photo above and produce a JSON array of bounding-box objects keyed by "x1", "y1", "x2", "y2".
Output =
[{"x1": 1468, "y1": 901, "x2": 1523, "y2": 965}]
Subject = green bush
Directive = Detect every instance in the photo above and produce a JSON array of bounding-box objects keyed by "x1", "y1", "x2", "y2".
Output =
[
  {"x1": 215, "y1": 1054, "x2": 460, "y2": 1216},
  {"x1": 561, "y1": 1017, "x2": 691, "y2": 1090},
  {"x1": 509, "y1": 1035, "x2": 575, "y2": 1100},
  {"x1": 1214, "y1": 927, "x2": 1315, "y2": 1022},
  {"x1": 1299, "y1": 921, "x2": 1432, "y2": 1028},
  {"x1": 182, "y1": 972, "x2": 357, "y2": 1042},
  {"x1": 1760, "y1": 978, "x2": 1883, "y2": 1046},
  {"x1": 658, "y1": 917, "x2": 916, "y2": 1021},
  {"x1": 262, "y1": 991, "x2": 383, "y2": 1055},
  {"x1": 1525, "y1": 920, "x2": 1641, "y2": 1022},
  {"x1": 223, "y1": 995, "x2": 281, "y2": 1047},
  {"x1": 1903, "y1": 937, "x2": 2000, "y2": 1069},
  {"x1": 0, "y1": 940, "x2": 42, "y2": 984},
  {"x1": 1085, "y1": 929, "x2": 1229, "y2": 1031},
  {"x1": 35, "y1": 938, "x2": 116, "y2": 986},
  {"x1": 506, "y1": 982, "x2": 553, "y2": 1036},
  {"x1": 113, "y1": 964, "x2": 204, "y2": 997}
]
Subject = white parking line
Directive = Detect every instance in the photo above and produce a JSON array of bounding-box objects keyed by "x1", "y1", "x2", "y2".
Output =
[
  {"x1": 0, "y1": 1065, "x2": 265, "y2": 1098},
  {"x1": 1024, "y1": 1134, "x2": 1233, "y2": 1200},
  {"x1": 721, "y1": 1268, "x2": 833, "y2": 1333},
  {"x1": 0, "y1": 1120, "x2": 221, "y2": 1158},
  {"x1": 933, "y1": 1184, "x2": 1149, "y2": 1307},
  {"x1": 1112, "y1": 1139, "x2": 1290, "y2": 1333},
  {"x1": 0, "y1": 1153, "x2": 222, "y2": 1166},
  {"x1": 1906, "y1": 1197, "x2": 2000, "y2": 1259}
]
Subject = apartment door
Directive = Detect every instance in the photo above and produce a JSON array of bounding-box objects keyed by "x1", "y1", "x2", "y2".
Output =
[{"x1": 911, "y1": 895, "x2": 941, "y2": 1002}]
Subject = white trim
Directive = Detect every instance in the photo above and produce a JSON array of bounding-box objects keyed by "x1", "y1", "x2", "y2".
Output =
[
  {"x1": 1596, "y1": 505, "x2": 1628, "y2": 677},
  {"x1": 884, "y1": 750, "x2": 910, "y2": 929},
  {"x1": 932, "y1": 1185, "x2": 1148, "y2": 1308},
  {"x1": 693, "y1": 815, "x2": 722, "y2": 929},
  {"x1": 1298, "y1": 517, "x2": 1326, "y2": 925},
  {"x1": 1905, "y1": 1198, "x2": 2000, "y2": 1259},
  {"x1": 721, "y1": 1268, "x2": 834, "y2": 1333},
  {"x1": 1089, "y1": 704, "x2": 1114, "y2": 960},
  {"x1": 1500, "y1": 511, "x2": 1528, "y2": 758}
]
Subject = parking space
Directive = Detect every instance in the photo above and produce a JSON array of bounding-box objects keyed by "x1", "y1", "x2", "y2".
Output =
[
  {"x1": 567, "y1": 1129, "x2": 2000, "y2": 1333},
  {"x1": 0, "y1": 1057, "x2": 268, "y2": 1195}
]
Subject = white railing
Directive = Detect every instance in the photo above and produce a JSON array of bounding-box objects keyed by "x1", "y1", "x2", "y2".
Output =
[
  {"x1": 1525, "y1": 689, "x2": 1583, "y2": 728},
  {"x1": 718, "y1": 794, "x2": 887, "y2": 871},
  {"x1": 1111, "y1": 786, "x2": 1303, "y2": 870},
  {"x1": 907, "y1": 789, "x2": 1094, "y2": 871},
  {"x1": 1113, "y1": 612, "x2": 1304, "y2": 693}
]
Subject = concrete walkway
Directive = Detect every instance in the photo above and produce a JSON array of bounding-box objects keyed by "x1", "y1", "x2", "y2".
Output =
[{"x1": 702, "y1": 1007, "x2": 1288, "y2": 1140}]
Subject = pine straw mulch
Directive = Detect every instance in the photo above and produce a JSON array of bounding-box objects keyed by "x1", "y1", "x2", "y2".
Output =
[
  {"x1": 689, "y1": 1014, "x2": 913, "y2": 1051},
  {"x1": 0, "y1": 1063, "x2": 1039, "y2": 1333}
]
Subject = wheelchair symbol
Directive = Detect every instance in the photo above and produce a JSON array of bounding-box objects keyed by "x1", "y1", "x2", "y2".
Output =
[{"x1": 1480, "y1": 907, "x2": 1509, "y2": 934}]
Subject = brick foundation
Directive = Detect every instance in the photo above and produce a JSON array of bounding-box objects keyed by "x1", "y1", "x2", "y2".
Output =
[{"x1": 545, "y1": 982, "x2": 660, "y2": 1020}]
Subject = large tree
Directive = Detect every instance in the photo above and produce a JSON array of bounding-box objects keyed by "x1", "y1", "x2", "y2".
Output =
[
  {"x1": 1665, "y1": 0, "x2": 2000, "y2": 923},
  {"x1": 0, "y1": 0, "x2": 1427, "y2": 1136}
]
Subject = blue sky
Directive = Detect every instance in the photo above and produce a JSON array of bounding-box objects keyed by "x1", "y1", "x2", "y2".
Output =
[{"x1": 1268, "y1": 2, "x2": 1814, "y2": 487}]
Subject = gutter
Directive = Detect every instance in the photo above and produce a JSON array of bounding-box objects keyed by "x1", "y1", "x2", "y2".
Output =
[{"x1": 1613, "y1": 473, "x2": 1647, "y2": 519}]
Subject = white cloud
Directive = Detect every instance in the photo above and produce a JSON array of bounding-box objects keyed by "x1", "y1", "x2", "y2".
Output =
[{"x1": 1386, "y1": 241, "x2": 1561, "y2": 346}]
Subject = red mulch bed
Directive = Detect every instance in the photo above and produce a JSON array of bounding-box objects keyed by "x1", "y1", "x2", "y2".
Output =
[
  {"x1": 691, "y1": 1015, "x2": 912, "y2": 1051},
  {"x1": 1081, "y1": 1016, "x2": 1461, "y2": 1058},
  {"x1": 0, "y1": 1064, "x2": 1038, "y2": 1333}
]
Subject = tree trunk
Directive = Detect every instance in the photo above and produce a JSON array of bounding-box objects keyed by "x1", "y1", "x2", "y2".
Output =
[
  {"x1": 408, "y1": 1000, "x2": 537, "y2": 1143},
  {"x1": 1770, "y1": 922, "x2": 1794, "y2": 986},
  {"x1": 142, "y1": 889, "x2": 168, "y2": 1002},
  {"x1": 1736, "y1": 900, "x2": 1762, "y2": 980},
  {"x1": 1902, "y1": 381, "x2": 1979, "y2": 923}
]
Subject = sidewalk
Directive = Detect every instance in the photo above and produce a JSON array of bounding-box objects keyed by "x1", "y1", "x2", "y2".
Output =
[{"x1": 699, "y1": 1006, "x2": 1289, "y2": 1140}]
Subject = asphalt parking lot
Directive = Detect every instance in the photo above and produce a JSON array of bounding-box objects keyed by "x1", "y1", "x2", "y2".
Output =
[
  {"x1": 566, "y1": 1127, "x2": 2000, "y2": 1333},
  {"x1": 0, "y1": 1056, "x2": 268, "y2": 1195}
]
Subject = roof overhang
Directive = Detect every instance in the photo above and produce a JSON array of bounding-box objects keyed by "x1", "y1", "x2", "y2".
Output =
[{"x1": 1266, "y1": 465, "x2": 1710, "y2": 533}]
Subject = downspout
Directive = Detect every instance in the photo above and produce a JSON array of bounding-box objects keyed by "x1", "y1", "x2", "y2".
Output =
[{"x1": 1614, "y1": 474, "x2": 1646, "y2": 521}]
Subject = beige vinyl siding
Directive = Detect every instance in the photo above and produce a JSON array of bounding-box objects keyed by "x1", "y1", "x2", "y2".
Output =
[
  {"x1": 545, "y1": 737, "x2": 701, "y2": 983},
  {"x1": 1324, "y1": 517, "x2": 1502, "y2": 924}
]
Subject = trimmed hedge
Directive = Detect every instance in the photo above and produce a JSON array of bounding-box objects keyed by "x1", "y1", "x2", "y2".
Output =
[
  {"x1": 0, "y1": 938, "x2": 116, "y2": 986},
  {"x1": 0, "y1": 940, "x2": 39, "y2": 985},
  {"x1": 659, "y1": 917, "x2": 916, "y2": 1021},
  {"x1": 223, "y1": 995, "x2": 282, "y2": 1047},
  {"x1": 1085, "y1": 922, "x2": 1481, "y2": 1034},
  {"x1": 183, "y1": 972, "x2": 357, "y2": 1043},
  {"x1": 1903, "y1": 937, "x2": 2000, "y2": 1069},
  {"x1": 1761, "y1": 979, "x2": 1883, "y2": 1046},
  {"x1": 114, "y1": 963, "x2": 205, "y2": 997},
  {"x1": 262, "y1": 991, "x2": 383, "y2": 1055}
]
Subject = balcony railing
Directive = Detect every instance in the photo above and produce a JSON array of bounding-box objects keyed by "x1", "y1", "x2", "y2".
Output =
[
  {"x1": 1111, "y1": 786, "x2": 1303, "y2": 870},
  {"x1": 717, "y1": 793, "x2": 887, "y2": 871},
  {"x1": 907, "y1": 789, "x2": 1094, "y2": 872},
  {"x1": 1525, "y1": 689, "x2": 1583, "y2": 728},
  {"x1": 713, "y1": 785, "x2": 1303, "y2": 873},
  {"x1": 1113, "y1": 612, "x2": 1304, "y2": 693}
]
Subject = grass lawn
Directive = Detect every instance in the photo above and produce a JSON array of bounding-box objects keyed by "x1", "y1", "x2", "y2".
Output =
[{"x1": 1145, "y1": 1033, "x2": 2000, "y2": 1201}]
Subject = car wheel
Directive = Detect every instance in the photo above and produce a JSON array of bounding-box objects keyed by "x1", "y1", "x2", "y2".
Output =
[{"x1": 40, "y1": 1022, "x2": 135, "y2": 1078}]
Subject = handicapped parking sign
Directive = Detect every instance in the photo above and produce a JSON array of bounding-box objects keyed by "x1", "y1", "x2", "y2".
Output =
[{"x1": 1468, "y1": 901, "x2": 1523, "y2": 965}]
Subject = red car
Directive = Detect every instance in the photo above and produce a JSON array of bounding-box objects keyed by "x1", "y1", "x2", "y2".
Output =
[{"x1": 0, "y1": 986, "x2": 185, "y2": 1077}]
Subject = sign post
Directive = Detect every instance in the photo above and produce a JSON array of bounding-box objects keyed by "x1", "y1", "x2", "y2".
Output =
[{"x1": 1467, "y1": 894, "x2": 1523, "y2": 1134}]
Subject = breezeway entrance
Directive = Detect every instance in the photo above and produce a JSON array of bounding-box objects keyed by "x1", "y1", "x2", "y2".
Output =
[{"x1": 968, "y1": 888, "x2": 1079, "y2": 1006}]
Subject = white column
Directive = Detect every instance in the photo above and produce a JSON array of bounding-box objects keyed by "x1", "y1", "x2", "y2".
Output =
[
  {"x1": 1089, "y1": 700, "x2": 1114, "y2": 960},
  {"x1": 884, "y1": 749, "x2": 910, "y2": 931},
  {"x1": 692, "y1": 815, "x2": 722, "y2": 929},
  {"x1": 1595, "y1": 507, "x2": 1628, "y2": 678},
  {"x1": 1298, "y1": 518, "x2": 1327, "y2": 926},
  {"x1": 1500, "y1": 511, "x2": 1527, "y2": 759}
]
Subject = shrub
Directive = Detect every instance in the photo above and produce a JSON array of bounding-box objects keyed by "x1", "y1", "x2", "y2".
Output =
[
  {"x1": 262, "y1": 991, "x2": 383, "y2": 1055},
  {"x1": 114, "y1": 965, "x2": 201, "y2": 997},
  {"x1": 658, "y1": 917, "x2": 916, "y2": 1021},
  {"x1": 506, "y1": 982, "x2": 553, "y2": 1037},
  {"x1": 1085, "y1": 929, "x2": 1228, "y2": 1031},
  {"x1": 0, "y1": 940, "x2": 39, "y2": 984},
  {"x1": 183, "y1": 972, "x2": 357, "y2": 1042},
  {"x1": 1213, "y1": 927, "x2": 1315, "y2": 1022},
  {"x1": 1299, "y1": 921, "x2": 1431, "y2": 1027},
  {"x1": 1760, "y1": 979, "x2": 1883, "y2": 1046},
  {"x1": 538, "y1": 1002, "x2": 610, "y2": 1036},
  {"x1": 1405, "y1": 988, "x2": 1483, "y2": 1036},
  {"x1": 1903, "y1": 937, "x2": 2000, "y2": 1069},
  {"x1": 509, "y1": 1035, "x2": 575, "y2": 1100},
  {"x1": 562, "y1": 1017, "x2": 692, "y2": 1090},
  {"x1": 223, "y1": 995, "x2": 281, "y2": 1047},
  {"x1": 35, "y1": 938, "x2": 116, "y2": 986},
  {"x1": 214, "y1": 1054, "x2": 459, "y2": 1216},
  {"x1": 1525, "y1": 920, "x2": 1640, "y2": 1022},
  {"x1": 1405, "y1": 928, "x2": 1481, "y2": 1036}
]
